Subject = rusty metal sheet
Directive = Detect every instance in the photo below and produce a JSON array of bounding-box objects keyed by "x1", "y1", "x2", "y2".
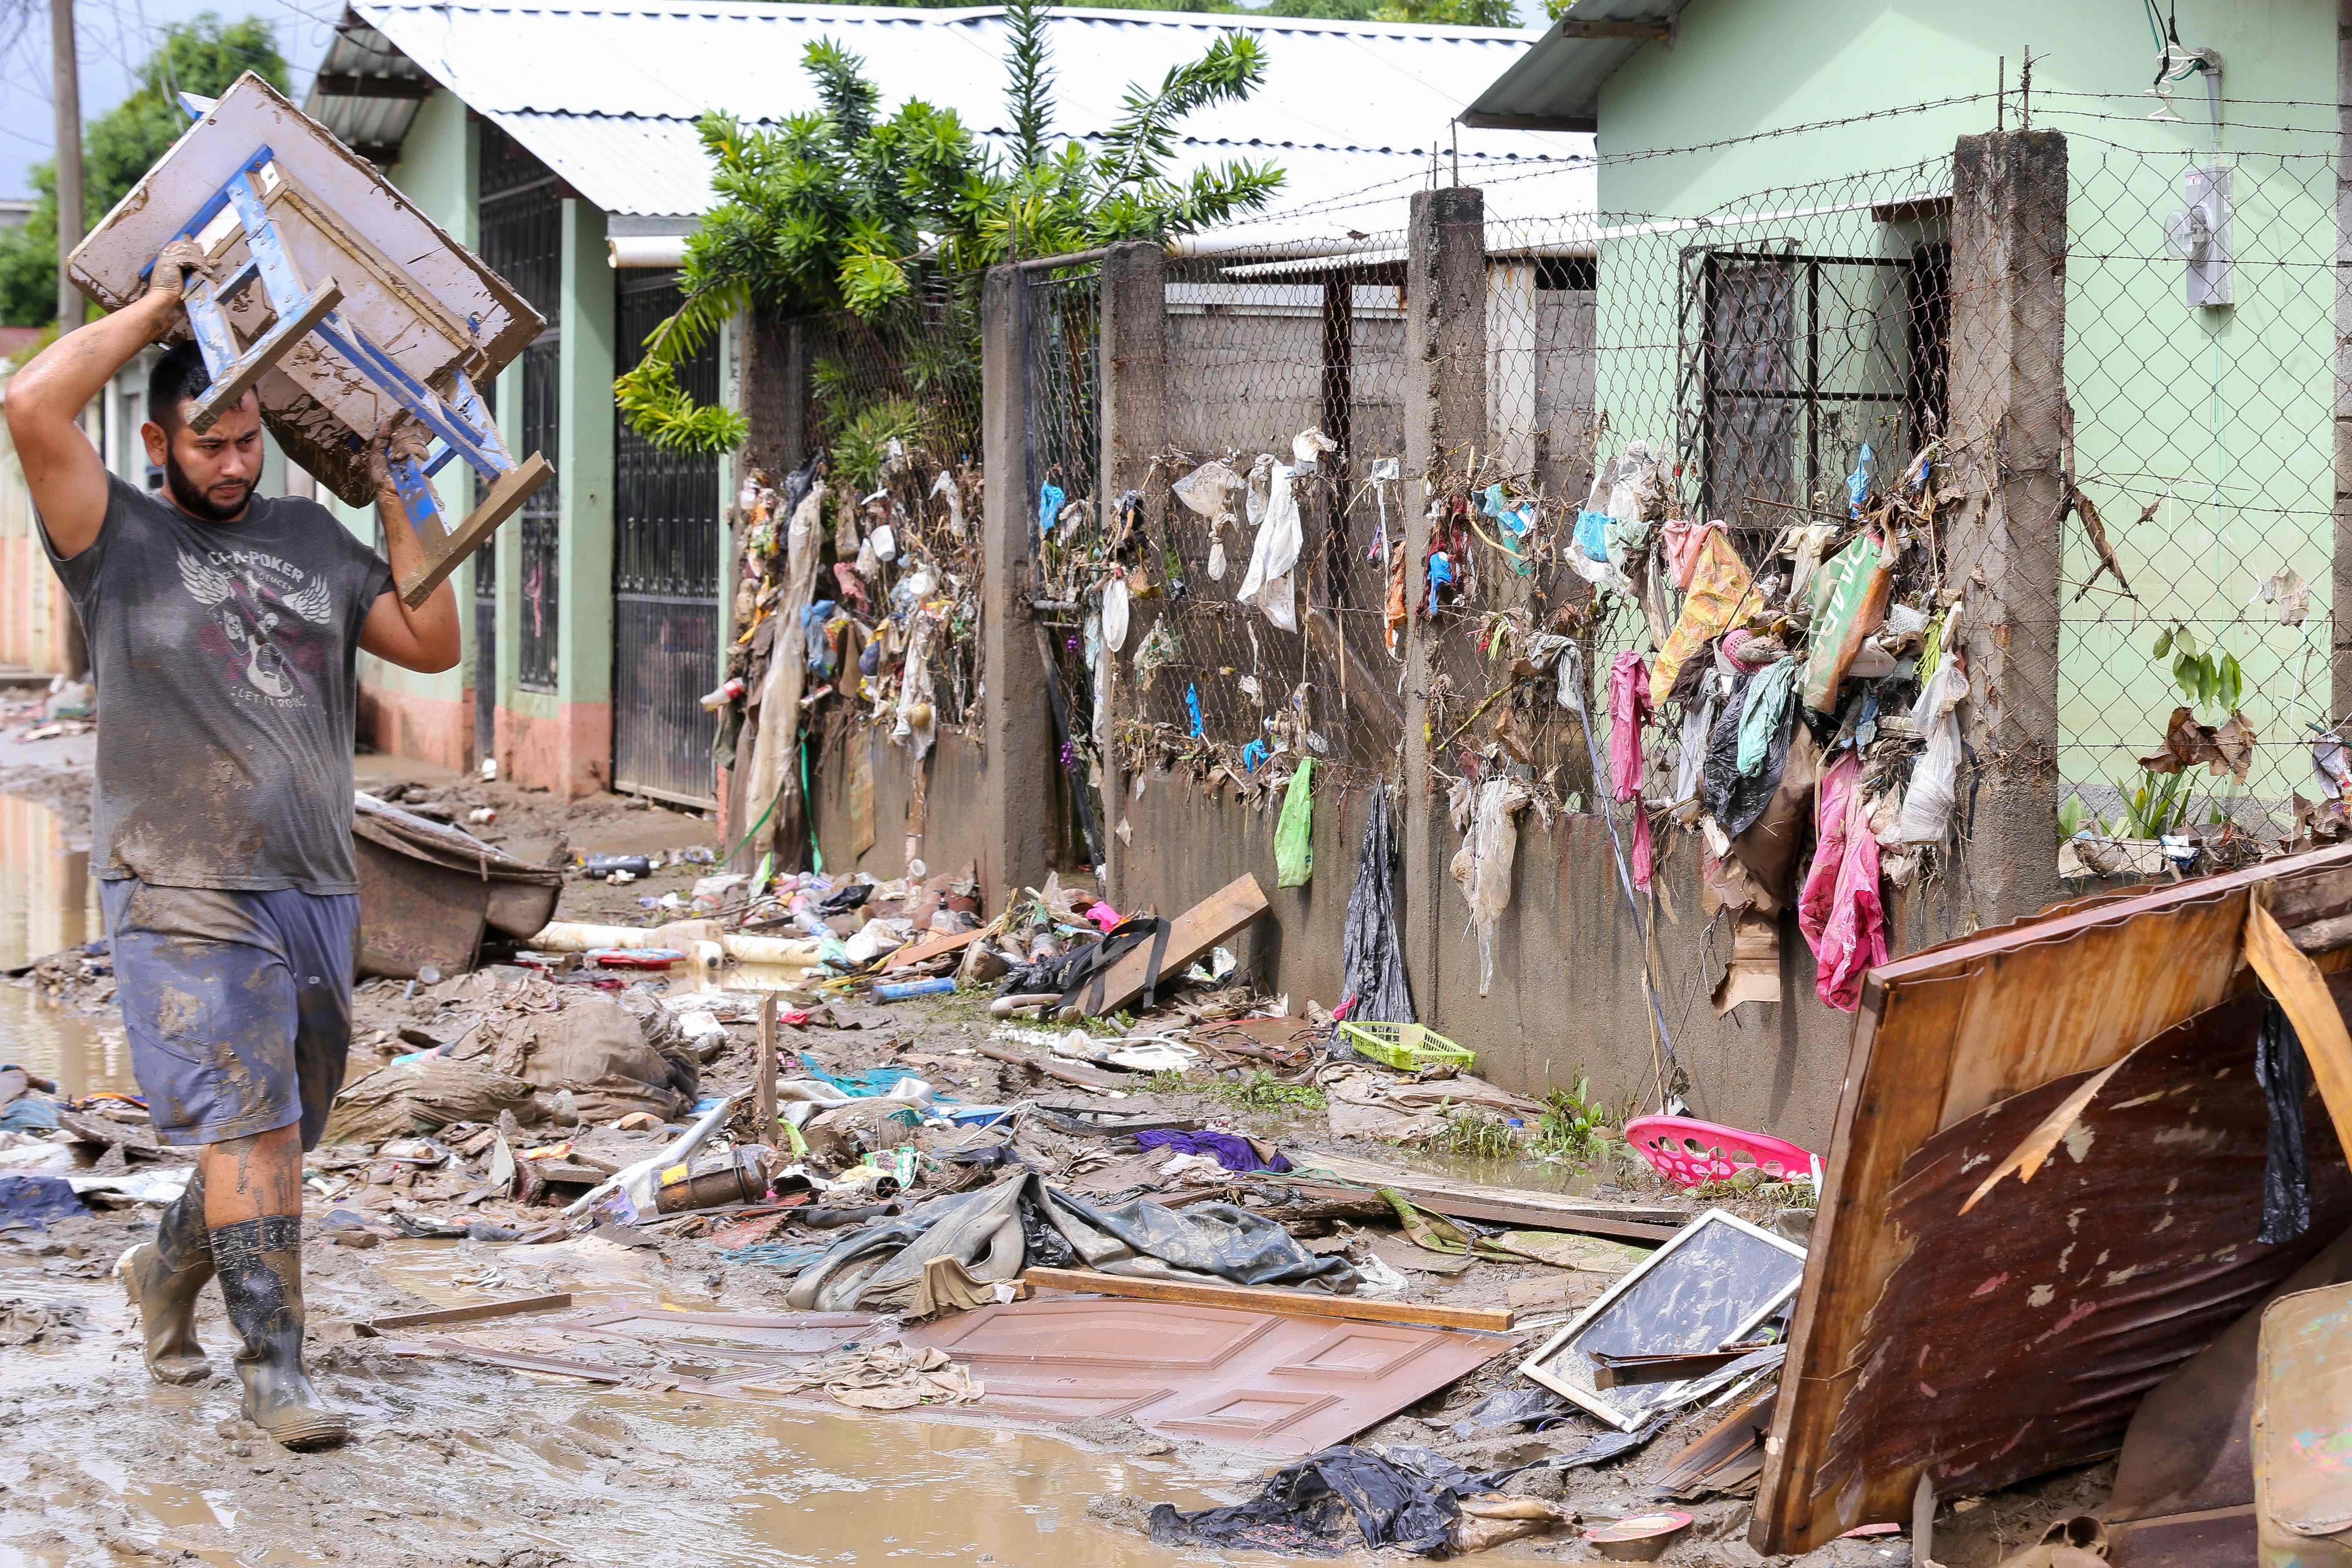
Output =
[
  {"x1": 903, "y1": 1295, "x2": 1512, "y2": 1455},
  {"x1": 2106, "y1": 1506, "x2": 2258, "y2": 1568},
  {"x1": 2255, "y1": 1282, "x2": 2352, "y2": 1564},
  {"x1": 1756, "y1": 844, "x2": 2352, "y2": 1555},
  {"x1": 1799, "y1": 989, "x2": 2351, "y2": 1522}
]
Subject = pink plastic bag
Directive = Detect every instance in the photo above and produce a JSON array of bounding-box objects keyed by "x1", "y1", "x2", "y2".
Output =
[{"x1": 1797, "y1": 753, "x2": 1886, "y2": 1011}]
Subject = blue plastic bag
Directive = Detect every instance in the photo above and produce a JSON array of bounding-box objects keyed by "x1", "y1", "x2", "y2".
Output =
[{"x1": 1574, "y1": 508, "x2": 1611, "y2": 561}]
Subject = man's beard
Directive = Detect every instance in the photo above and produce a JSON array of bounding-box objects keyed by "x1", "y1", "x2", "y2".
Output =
[{"x1": 163, "y1": 450, "x2": 251, "y2": 523}]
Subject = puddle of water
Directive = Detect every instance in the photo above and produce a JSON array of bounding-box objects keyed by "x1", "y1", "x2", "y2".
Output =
[{"x1": 0, "y1": 792, "x2": 129, "y2": 1096}]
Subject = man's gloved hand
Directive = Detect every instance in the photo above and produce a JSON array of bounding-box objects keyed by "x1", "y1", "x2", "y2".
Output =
[
  {"x1": 365, "y1": 423, "x2": 434, "y2": 505},
  {"x1": 144, "y1": 239, "x2": 211, "y2": 342}
]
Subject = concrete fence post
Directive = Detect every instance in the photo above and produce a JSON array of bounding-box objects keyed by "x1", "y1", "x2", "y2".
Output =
[
  {"x1": 1401, "y1": 187, "x2": 1487, "y2": 1013},
  {"x1": 980, "y1": 264, "x2": 1054, "y2": 913},
  {"x1": 1096, "y1": 241, "x2": 1169, "y2": 903},
  {"x1": 1945, "y1": 130, "x2": 2067, "y2": 924}
]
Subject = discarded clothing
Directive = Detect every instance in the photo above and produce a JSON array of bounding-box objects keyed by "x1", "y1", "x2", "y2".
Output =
[
  {"x1": 1148, "y1": 1445, "x2": 1476, "y2": 1557},
  {"x1": 1797, "y1": 752, "x2": 1887, "y2": 1011},
  {"x1": 1608, "y1": 652, "x2": 1654, "y2": 890},
  {"x1": 757, "y1": 1343, "x2": 983, "y2": 1411},
  {"x1": 1275, "y1": 759, "x2": 1317, "y2": 888},
  {"x1": 1136, "y1": 1129, "x2": 1291, "y2": 1174},
  {"x1": 0, "y1": 1173, "x2": 83, "y2": 1231},
  {"x1": 1339, "y1": 789, "x2": 1415, "y2": 1025},
  {"x1": 2255, "y1": 998, "x2": 2312, "y2": 1245},
  {"x1": 1449, "y1": 774, "x2": 1533, "y2": 995},
  {"x1": 1659, "y1": 518, "x2": 1706, "y2": 591},
  {"x1": 1736, "y1": 656, "x2": 1800, "y2": 776},
  {"x1": 1320, "y1": 1064, "x2": 1544, "y2": 1143},
  {"x1": 785, "y1": 1171, "x2": 1356, "y2": 1312},
  {"x1": 1701, "y1": 672, "x2": 1786, "y2": 842},
  {"x1": 799, "y1": 1056, "x2": 926, "y2": 1099},
  {"x1": 1649, "y1": 525, "x2": 1752, "y2": 707},
  {"x1": 0, "y1": 1094, "x2": 60, "y2": 1131}
]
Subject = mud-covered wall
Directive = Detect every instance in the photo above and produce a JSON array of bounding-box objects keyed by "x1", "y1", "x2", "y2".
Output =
[
  {"x1": 1114, "y1": 766, "x2": 1956, "y2": 1152},
  {"x1": 809, "y1": 725, "x2": 989, "y2": 885}
]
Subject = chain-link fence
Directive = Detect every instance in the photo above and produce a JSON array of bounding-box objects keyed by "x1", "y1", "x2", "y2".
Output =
[
  {"x1": 798, "y1": 292, "x2": 986, "y2": 729},
  {"x1": 2058, "y1": 133, "x2": 2335, "y2": 831}
]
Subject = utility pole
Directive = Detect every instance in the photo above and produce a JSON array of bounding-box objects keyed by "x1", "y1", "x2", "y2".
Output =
[{"x1": 52, "y1": 0, "x2": 84, "y2": 330}]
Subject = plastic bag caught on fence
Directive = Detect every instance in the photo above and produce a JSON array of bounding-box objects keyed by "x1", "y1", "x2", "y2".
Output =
[
  {"x1": 1238, "y1": 461, "x2": 1302, "y2": 632},
  {"x1": 1894, "y1": 650, "x2": 1968, "y2": 844},
  {"x1": 1449, "y1": 775, "x2": 1533, "y2": 996}
]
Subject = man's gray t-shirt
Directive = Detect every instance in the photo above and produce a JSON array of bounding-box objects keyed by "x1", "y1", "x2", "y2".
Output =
[{"x1": 43, "y1": 475, "x2": 393, "y2": 894}]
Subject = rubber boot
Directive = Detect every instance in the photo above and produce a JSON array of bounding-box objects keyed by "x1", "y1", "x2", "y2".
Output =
[
  {"x1": 117, "y1": 1169, "x2": 214, "y2": 1384},
  {"x1": 211, "y1": 1216, "x2": 349, "y2": 1451}
]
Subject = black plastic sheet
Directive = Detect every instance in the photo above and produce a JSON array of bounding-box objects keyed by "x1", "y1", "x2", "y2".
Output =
[
  {"x1": 1148, "y1": 1445, "x2": 1472, "y2": 1556},
  {"x1": 1340, "y1": 789, "x2": 1415, "y2": 1025},
  {"x1": 2256, "y1": 997, "x2": 2312, "y2": 1245}
]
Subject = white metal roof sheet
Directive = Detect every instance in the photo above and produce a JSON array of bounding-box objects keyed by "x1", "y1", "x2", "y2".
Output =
[{"x1": 314, "y1": 1, "x2": 1595, "y2": 227}]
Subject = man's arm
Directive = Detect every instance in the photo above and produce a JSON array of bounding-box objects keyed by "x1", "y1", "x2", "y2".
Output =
[
  {"x1": 357, "y1": 425, "x2": 462, "y2": 674},
  {"x1": 1, "y1": 240, "x2": 207, "y2": 558}
]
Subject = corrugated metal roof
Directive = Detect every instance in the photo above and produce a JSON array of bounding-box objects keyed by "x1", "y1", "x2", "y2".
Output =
[
  {"x1": 1459, "y1": 0, "x2": 1689, "y2": 132},
  {"x1": 309, "y1": 1, "x2": 1595, "y2": 224}
]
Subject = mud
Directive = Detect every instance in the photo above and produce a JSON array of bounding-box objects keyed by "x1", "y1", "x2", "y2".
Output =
[{"x1": 0, "y1": 725, "x2": 2124, "y2": 1568}]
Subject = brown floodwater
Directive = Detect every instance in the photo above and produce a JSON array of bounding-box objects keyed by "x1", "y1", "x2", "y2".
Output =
[{"x1": 0, "y1": 791, "x2": 127, "y2": 1096}]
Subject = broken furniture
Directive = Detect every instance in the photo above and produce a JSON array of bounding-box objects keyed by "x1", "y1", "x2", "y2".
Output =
[
  {"x1": 1755, "y1": 845, "x2": 2352, "y2": 1556},
  {"x1": 1519, "y1": 1208, "x2": 1801, "y2": 1431},
  {"x1": 67, "y1": 72, "x2": 551, "y2": 606},
  {"x1": 352, "y1": 793, "x2": 563, "y2": 978}
]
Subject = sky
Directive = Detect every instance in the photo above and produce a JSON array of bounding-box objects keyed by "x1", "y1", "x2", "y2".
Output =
[{"x1": 1, "y1": 0, "x2": 335, "y2": 200}]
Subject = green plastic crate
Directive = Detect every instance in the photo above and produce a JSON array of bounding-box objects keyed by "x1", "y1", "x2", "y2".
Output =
[{"x1": 1337, "y1": 1020, "x2": 1475, "y2": 1072}]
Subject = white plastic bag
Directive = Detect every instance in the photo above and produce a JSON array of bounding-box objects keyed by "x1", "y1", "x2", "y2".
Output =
[
  {"x1": 1102, "y1": 574, "x2": 1130, "y2": 653},
  {"x1": 1237, "y1": 462, "x2": 1302, "y2": 632},
  {"x1": 1894, "y1": 652, "x2": 1968, "y2": 844}
]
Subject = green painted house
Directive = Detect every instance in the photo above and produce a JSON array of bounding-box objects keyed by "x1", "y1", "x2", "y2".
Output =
[{"x1": 1465, "y1": 0, "x2": 2349, "y2": 818}]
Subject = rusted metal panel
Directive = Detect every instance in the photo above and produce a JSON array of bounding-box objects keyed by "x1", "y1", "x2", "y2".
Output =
[
  {"x1": 904, "y1": 1295, "x2": 1512, "y2": 1455},
  {"x1": 2255, "y1": 1282, "x2": 2352, "y2": 1566},
  {"x1": 1801, "y1": 990, "x2": 2350, "y2": 1524},
  {"x1": 1756, "y1": 843, "x2": 2352, "y2": 1556}
]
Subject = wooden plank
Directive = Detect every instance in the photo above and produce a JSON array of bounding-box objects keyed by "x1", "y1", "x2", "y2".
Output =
[
  {"x1": 1023, "y1": 1266, "x2": 1516, "y2": 1332},
  {"x1": 364, "y1": 1292, "x2": 573, "y2": 1333},
  {"x1": 1300, "y1": 1152, "x2": 1692, "y2": 1227},
  {"x1": 1078, "y1": 873, "x2": 1269, "y2": 1017},
  {"x1": 883, "y1": 927, "x2": 989, "y2": 971},
  {"x1": 187, "y1": 277, "x2": 343, "y2": 433},
  {"x1": 1285, "y1": 1182, "x2": 1679, "y2": 1244},
  {"x1": 756, "y1": 992, "x2": 779, "y2": 1142},
  {"x1": 398, "y1": 452, "x2": 551, "y2": 607}
]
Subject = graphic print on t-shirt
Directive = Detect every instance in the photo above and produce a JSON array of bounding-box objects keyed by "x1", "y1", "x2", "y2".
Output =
[{"x1": 176, "y1": 545, "x2": 336, "y2": 704}]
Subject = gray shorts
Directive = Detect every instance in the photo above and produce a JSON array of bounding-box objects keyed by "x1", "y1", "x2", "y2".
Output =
[{"x1": 101, "y1": 878, "x2": 359, "y2": 1151}]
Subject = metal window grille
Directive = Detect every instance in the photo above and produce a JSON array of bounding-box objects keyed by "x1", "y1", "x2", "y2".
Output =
[
  {"x1": 612, "y1": 270, "x2": 721, "y2": 804},
  {"x1": 1023, "y1": 264, "x2": 1106, "y2": 870},
  {"x1": 516, "y1": 338, "x2": 562, "y2": 692}
]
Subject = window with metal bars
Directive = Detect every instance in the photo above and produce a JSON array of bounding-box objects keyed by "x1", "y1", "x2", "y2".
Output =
[
  {"x1": 1680, "y1": 242, "x2": 1949, "y2": 540},
  {"x1": 515, "y1": 339, "x2": 562, "y2": 692}
]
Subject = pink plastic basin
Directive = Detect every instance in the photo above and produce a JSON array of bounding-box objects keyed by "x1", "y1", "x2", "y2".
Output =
[{"x1": 1620, "y1": 1115, "x2": 1818, "y2": 1190}]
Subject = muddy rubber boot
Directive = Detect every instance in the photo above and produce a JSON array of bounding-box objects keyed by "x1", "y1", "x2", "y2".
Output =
[
  {"x1": 211, "y1": 1216, "x2": 349, "y2": 1451},
  {"x1": 117, "y1": 1169, "x2": 214, "y2": 1385}
]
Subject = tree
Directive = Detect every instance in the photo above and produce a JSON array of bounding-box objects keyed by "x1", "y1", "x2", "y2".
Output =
[
  {"x1": 0, "y1": 13, "x2": 287, "y2": 328},
  {"x1": 616, "y1": 0, "x2": 1286, "y2": 453}
]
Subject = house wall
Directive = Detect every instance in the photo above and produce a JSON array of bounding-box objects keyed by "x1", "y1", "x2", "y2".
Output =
[
  {"x1": 1588, "y1": 0, "x2": 2340, "y2": 805},
  {"x1": 342, "y1": 88, "x2": 480, "y2": 773}
]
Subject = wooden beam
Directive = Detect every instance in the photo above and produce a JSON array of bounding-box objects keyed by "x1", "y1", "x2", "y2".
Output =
[
  {"x1": 883, "y1": 926, "x2": 989, "y2": 971},
  {"x1": 1023, "y1": 1266, "x2": 1516, "y2": 1332},
  {"x1": 974, "y1": 1040, "x2": 1128, "y2": 1090},
  {"x1": 363, "y1": 1292, "x2": 572, "y2": 1334},
  {"x1": 313, "y1": 73, "x2": 430, "y2": 100},
  {"x1": 1070, "y1": 872, "x2": 1269, "y2": 1017},
  {"x1": 756, "y1": 992, "x2": 779, "y2": 1143},
  {"x1": 1287, "y1": 1182, "x2": 1679, "y2": 1243}
]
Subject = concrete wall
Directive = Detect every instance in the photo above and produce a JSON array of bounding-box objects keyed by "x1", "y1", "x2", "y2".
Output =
[
  {"x1": 808, "y1": 726, "x2": 990, "y2": 885},
  {"x1": 1114, "y1": 769, "x2": 1868, "y2": 1148}
]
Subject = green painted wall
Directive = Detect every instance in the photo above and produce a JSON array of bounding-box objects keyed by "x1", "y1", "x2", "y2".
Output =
[
  {"x1": 1585, "y1": 0, "x2": 2338, "y2": 807},
  {"x1": 347, "y1": 86, "x2": 480, "y2": 717},
  {"x1": 557, "y1": 198, "x2": 616, "y2": 714}
]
